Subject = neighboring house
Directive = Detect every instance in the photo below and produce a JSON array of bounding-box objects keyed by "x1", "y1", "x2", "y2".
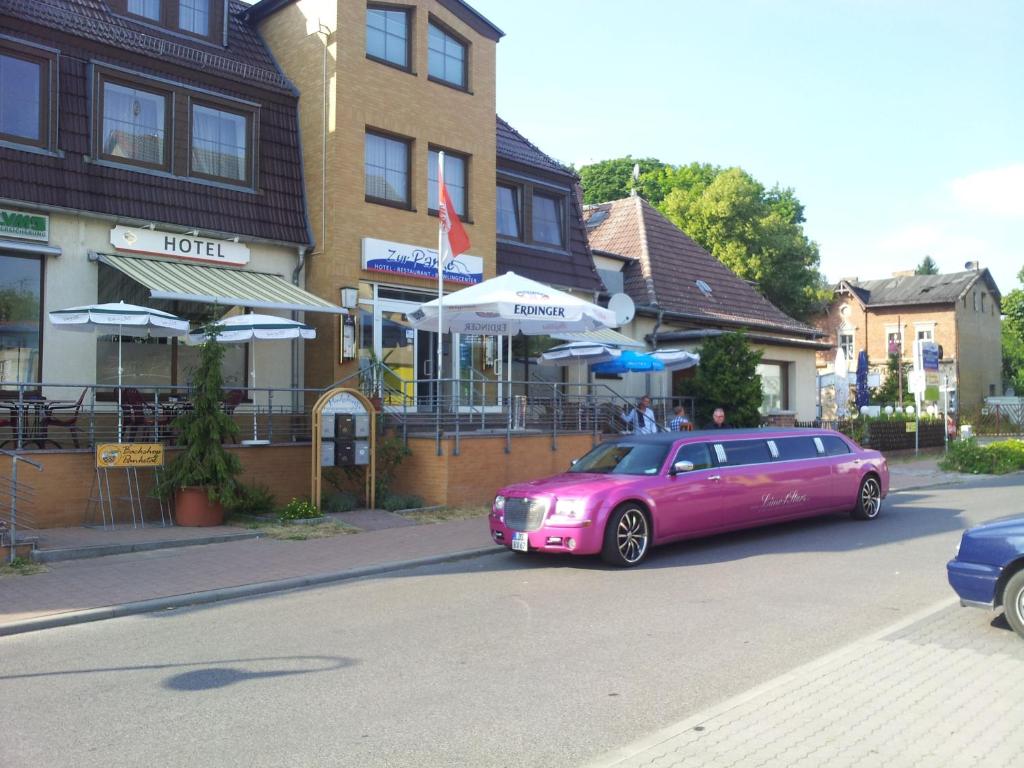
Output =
[
  {"x1": 494, "y1": 117, "x2": 610, "y2": 384},
  {"x1": 249, "y1": 0, "x2": 504, "y2": 396},
  {"x1": 814, "y1": 267, "x2": 1003, "y2": 412},
  {"x1": 0, "y1": 0, "x2": 337, "y2": 398},
  {"x1": 583, "y1": 196, "x2": 829, "y2": 422}
]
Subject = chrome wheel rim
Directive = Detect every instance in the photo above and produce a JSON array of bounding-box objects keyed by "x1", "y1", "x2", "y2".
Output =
[
  {"x1": 861, "y1": 478, "x2": 881, "y2": 518},
  {"x1": 617, "y1": 508, "x2": 648, "y2": 563},
  {"x1": 1017, "y1": 585, "x2": 1024, "y2": 621}
]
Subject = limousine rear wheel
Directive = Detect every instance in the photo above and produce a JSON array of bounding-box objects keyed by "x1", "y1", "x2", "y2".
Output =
[
  {"x1": 602, "y1": 504, "x2": 650, "y2": 567},
  {"x1": 1003, "y1": 571, "x2": 1024, "y2": 639},
  {"x1": 852, "y1": 475, "x2": 882, "y2": 520}
]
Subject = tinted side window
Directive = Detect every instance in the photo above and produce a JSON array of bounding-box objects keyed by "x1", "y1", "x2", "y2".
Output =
[
  {"x1": 720, "y1": 440, "x2": 773, "y2": 466},
  {"x1": 820, "y1": 435, "x2": 852, "y2": 456},
  {"x1": 673, "y1": 443, "x2": 712, "y2": 470},
  {"x1": 775, "y1": 437, "x2": 820, "y2": 461}
]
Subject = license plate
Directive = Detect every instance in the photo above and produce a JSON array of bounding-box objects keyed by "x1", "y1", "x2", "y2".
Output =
[{"x1": 512, "y1": 532, "x2": 528, "y2": 552}]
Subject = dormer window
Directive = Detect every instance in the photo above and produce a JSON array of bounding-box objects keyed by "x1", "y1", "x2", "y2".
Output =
[
  {"x1": 127, "y1": 0, "x2": 160, "y2": 21},
  {"x1": 113, "y1": 0, "x2": 222, "y2": 42}
]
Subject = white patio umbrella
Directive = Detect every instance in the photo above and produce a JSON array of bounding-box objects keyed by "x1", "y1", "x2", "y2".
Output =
[
  {"x1": 834, "y1": 346, "x2": 849, "y2": 418},
  {"x1": 538, "y1": 341, "x2": 622, "y2": 367},
  {"x1": 186, "y1": 314, "x2": 316, "y2": 444},
  {"x1": 48, "y1": 301, "x2": 189, "y2": 442},
  {"x1": 406, "y1": 271, "x2": 617, "y2": 335},
  {"x1": 651, "y1": 349, "x2": 701, "y2": 372}
]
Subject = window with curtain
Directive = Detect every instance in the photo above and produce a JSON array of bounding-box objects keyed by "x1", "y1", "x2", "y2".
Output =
[
  {"x1": 757, "y1": 362, "x2": 788, "y2": 412},
  {"x1": 531, "y1": 192, "x2": 563, "y2": 247},
  {"x1": 0, "y1": 50, "x2": 43, "y2": 144},
  {"x1": 366, "y1": 6, "x2": 409, "y2": 69},
  {"x1": 428, "y1": 22, "x2": 466, "y2": 88},
  {"x1": 101, "y1": 81, "x2": 167, "y2": 167},
  {"x1": 365, "y1": 131, "x2": 410, "y2": 205},
  {"x1": 127, "y1": 0, "x2": 160, "y2": 20},
  {"x1": 0, "y1": 253, "x2": 42, "y2": 386},
  {"x1": 179, "y1": 0, "x2": 209, "y2": 36},
  {"x1": 838, "y1": 332, "x2": 854, "y2": 361},
  {"x1": 191, "y1": 103, "x2": 249, "y2": 182},
  {"x1": 427, "y1": 149, "x2": 466, "y2": 216},
  {"x1": 497, "y1": 184, "x2": 520, "y2": 239}
]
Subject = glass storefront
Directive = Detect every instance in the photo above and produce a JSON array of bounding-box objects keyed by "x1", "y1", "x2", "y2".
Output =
[
  {"x1": 97, "y1": 262, "x2": 246, "y2": 388},
  {"x1": 0, "y1": 252, "x2": 42, "y2": 387}
]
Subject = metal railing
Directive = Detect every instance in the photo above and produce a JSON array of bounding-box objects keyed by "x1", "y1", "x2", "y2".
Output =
[
  {"x1": 0, "y1": 448, "x2": 42, "y2": 563},
  {"x1": 0, "y1": 381, "x2": 322, "y2": 450}
]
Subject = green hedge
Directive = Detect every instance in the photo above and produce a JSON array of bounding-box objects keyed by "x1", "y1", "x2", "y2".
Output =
[{"x1": 938, "y1": 438, "x2": 1024, "y2": 474}]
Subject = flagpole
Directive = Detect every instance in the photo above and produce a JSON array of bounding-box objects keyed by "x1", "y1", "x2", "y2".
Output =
[{"x1": 437, "y1": 151, "x2": 445, "y2": 422}]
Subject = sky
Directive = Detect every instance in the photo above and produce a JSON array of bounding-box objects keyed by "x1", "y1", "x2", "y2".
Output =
[{"x1": 468, "y1": 0, "x2": 1023, "y2": 296}]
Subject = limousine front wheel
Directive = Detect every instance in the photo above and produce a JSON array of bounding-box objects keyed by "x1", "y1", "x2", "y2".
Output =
[
  {"x1": 602, "y1": 504, "x2": 650, "y2": 567},
  {"x1": 852, "y1": 475, "x2": 882, "y2": 520}
]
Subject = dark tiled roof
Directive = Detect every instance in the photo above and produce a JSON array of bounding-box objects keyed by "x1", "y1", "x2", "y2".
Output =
[
  {"x1": 840, "y1": 270, "x2": 1001, "y2": 307},
  {"x1": 2, "y1": 0, "x2": 293, "y2": 91},
  {"x1": 495, "y1": 118, "x2": 602, "y2": 293},
  {"x1": 496, "y1": 116, "x2": 572, "y2": 176},
  {"x1": 0, "y1": 1, "x2": 310, "y2": 246},
  {"x1": 584, "y1": 197, "x2": 817, "y2": 337}
]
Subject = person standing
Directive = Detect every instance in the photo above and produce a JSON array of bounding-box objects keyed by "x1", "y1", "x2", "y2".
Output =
[
  {"x1": 707, "y1": 407, "x2": 728, "y2": 429},
  {"x1": 622, "y1": 395, "x2": 658, "y2": 434},
  {"x1": 668, "y1": 405, "x2": 691, "y2": 431}
]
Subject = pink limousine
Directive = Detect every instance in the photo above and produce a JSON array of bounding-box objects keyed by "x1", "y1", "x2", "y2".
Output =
[{"x1": 489, "y1": 428, "x2": 889, "y2": 566}]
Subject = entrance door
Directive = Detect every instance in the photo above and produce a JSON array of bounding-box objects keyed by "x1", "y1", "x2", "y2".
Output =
[
  {"x1": 375, "y1": 299, "x2": 450, "y2": 410},
  {"x1": 455, "y1": 333, "x2": 504, "y2": 411}
]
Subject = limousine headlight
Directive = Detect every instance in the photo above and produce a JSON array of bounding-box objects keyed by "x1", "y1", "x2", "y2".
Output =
[
  {"x1": 493, "y1": 495, "x2": 506, "y2": 512},
  {"x1": 551, "y1": 498, "x2": 587, "y2": 522}
]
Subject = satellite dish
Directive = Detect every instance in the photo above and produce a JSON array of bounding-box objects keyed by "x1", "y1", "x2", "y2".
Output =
[{"x1": 608, "y1": 293, "x2": 636, "y2": 326}]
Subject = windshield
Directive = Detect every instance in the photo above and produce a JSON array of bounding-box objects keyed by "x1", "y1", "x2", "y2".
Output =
[{"x1": 569, "y1": 442, "x2": 669, "y2": 476}]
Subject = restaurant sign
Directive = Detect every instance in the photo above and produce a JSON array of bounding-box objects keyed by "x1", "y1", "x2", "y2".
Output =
[
  {"x1": 110, "y1": 225, "x2": 250, "y2": 266},
  {"x1": 362, "y1": 237, "x2": 482, "y2": 285},
  {"x1": 0, "y1": 208, "x2": 48, "y2": 241},
  {"x1": 96, "y1": 443, "x2": 165, "y2": 468}
]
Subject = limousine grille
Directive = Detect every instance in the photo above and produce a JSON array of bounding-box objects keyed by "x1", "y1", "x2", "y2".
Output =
[{"x1": 503, "y1": 497, "x2": 549, "y2": 531}]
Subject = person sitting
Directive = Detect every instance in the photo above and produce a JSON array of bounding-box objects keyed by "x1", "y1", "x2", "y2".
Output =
[
  {"x1": 668, "y1": 405, "x2": 691, "y2": 431},
  {"x1": 621, "y1": 395, "x2": 659, "y2": 434}
]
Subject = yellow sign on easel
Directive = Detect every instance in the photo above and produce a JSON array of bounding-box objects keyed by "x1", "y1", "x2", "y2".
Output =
[{"x1": 96, "y1": 443, "x2": 165, "y2": 468}]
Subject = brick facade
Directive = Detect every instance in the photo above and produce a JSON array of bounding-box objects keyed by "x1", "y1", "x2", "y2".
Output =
[{"x1": 255, "y1": 1, "x2": 499, "y2": 388}]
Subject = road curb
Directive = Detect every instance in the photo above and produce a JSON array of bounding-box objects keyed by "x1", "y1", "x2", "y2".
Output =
[
  {"x1": 0, "y1": 545, "x2": 503, "y2": 637},
  {"x1": 31, "y1": 532, "x2": 263, "y2": 563}
]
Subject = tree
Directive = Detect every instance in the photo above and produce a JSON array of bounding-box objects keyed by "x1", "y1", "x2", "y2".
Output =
[
  {"x1": 873, "y1": 354, "x2": 913, "y2": 407},
  {"x1": 676, "y1": 331, "x2": 763, "y2": 427},
  {"x1": 915, "y1": 255, "x2": 940, "y2": 275},
  {"x1": 661, "y1": 168, "x2": 829, "y2": 320},
  {"x1": 577, "y1": 157, "x2": 669, "y2": 206},
  {"x1": 1001, "y1": 269, "x2": 1024, "y2": 393}
]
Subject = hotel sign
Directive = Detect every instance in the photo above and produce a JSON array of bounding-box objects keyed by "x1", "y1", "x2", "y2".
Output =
[
  {"x1": 0, "y1": 208, "x2": 48, "y2": 241},
  {"x1": 362, "y1": 237, "x2": 483, "y2": 285},
  {"x1": 110, "y1": 225, "x2": 250, "y2": 266}
]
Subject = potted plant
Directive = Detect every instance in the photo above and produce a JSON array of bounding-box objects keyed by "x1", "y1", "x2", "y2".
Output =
[{"x1": 158, "y1": 327, "x2": 242, "y2": 526}]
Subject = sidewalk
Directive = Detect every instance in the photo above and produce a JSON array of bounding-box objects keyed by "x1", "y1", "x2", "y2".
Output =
[
  {"x1": 584, "y1": 598, "x2": 1024, "y2": 768},
  {"x1": 0, "y1": 455, "x2": 968, "y2": 636}
]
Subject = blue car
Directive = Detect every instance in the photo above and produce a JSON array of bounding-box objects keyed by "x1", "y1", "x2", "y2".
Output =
[{"x1": 947, "y1": 515, "x2": 1024, "y2": 639}]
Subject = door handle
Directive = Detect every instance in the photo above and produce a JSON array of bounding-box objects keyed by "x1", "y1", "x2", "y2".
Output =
[{"x1": 708, "y1": 475, "x2": 721, "y2": 481}]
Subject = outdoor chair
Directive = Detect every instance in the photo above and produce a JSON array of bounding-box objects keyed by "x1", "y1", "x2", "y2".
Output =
[
  {"x1": 122, "y1": 388, "x2": 176, "y2": 442},
  {"x1": 38, "y1": 388, "x2": 88, "y2": 448},
  {"x1": 221, "y1": 389, "x2": 244, "y2": 415}
]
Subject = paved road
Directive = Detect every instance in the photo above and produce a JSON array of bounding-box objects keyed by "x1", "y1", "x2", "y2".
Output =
[{"x1": 1, "y1": 477, "x2": 1020, "y2": 768}]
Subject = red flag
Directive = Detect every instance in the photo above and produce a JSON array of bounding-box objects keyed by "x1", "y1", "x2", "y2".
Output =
[{"x1": 438, "y1": 174, "x2": 470, "y2": 262}]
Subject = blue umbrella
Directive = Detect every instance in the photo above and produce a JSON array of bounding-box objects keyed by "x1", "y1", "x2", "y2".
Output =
[
  {"x1": 591, "y1": 350, "x2": 666, "y2": 374},
  {"x1": 855, "y1": 351, "x2": 870, "y2": 409}
]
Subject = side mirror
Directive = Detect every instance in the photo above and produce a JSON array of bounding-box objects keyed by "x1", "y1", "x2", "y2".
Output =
[{"x1": 670, "y1": 460, "x2": 695, "y2": 476}]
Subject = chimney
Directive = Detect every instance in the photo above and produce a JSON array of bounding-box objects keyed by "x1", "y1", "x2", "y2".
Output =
[{"x1": 964, "y1": 260, "x2": 980, "y2": 271}]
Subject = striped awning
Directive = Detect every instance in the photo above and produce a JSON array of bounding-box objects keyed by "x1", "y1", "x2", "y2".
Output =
[
  {"x1": 97, "y1": 253, "x2": 345, "y2": 314},
  {"x1": 549, "y1": 327, "x2": 645, "y2": 348}
]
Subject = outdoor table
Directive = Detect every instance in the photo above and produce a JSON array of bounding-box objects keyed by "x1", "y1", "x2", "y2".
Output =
[{"x1": 0, "y1": 397, "x2": 52, "y2": 449}]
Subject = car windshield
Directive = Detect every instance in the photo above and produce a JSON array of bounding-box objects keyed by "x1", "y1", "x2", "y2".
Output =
[{"x1": 568, "y1": 442, "x2": 669, "y2": 475}]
